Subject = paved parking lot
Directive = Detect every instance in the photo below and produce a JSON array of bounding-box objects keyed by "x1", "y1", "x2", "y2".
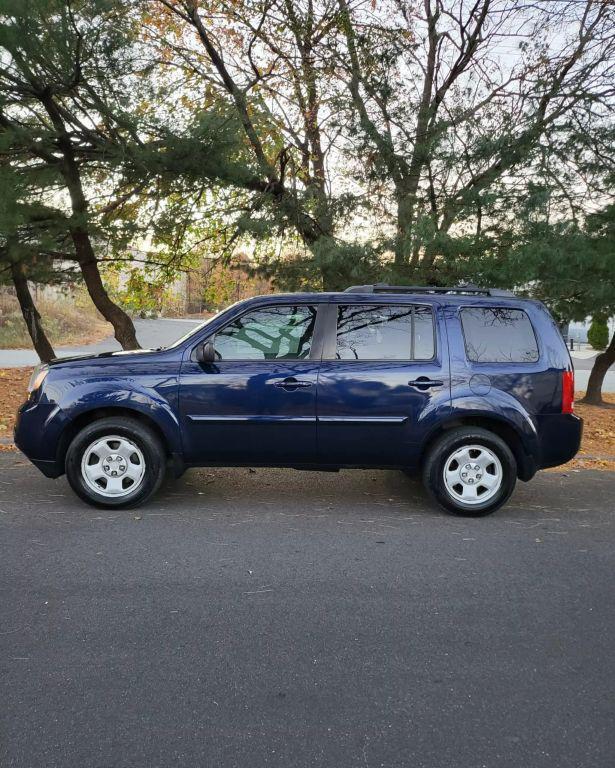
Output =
[{"x1": 1, "y1": 454, "x2": 614, "y2": 768}]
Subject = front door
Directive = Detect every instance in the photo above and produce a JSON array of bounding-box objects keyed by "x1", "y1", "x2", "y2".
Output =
[
  {"x1": 179, "y1": 303, "x2": 321, "y2": 465},
  {"x1": 317, "y1": 301, "x2": 450, "y2": 467}
]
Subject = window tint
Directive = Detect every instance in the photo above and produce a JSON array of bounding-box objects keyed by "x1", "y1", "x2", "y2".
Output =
[
  {"x1": 460, "y1": 307, "x2": 539, "y2": 363},
  {"x1": 214, "y1": 305, "x2": 316, "y2": 360},
  {"x1": 335, "y1": 305, "x2": 434, "y2": 360}
]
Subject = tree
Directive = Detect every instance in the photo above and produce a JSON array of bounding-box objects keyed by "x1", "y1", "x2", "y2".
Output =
[
  {"x1": 578, "y1": 204, "x2": 615, "y2": 405},
  {"x1": 0, "y1": 164, "x2": 73, "y2": 361},
  {"x1": 486, "y1": 194, "x2": 615, "y2": 406},
  {"x1": 7, "y1": 258, "x2": 56, "y2": 362},
  {"x1": 588, "y1": 317, "x2": 609, "y2": 351},
  {"x1": 335, "y1": 0, "x2": 615, "y2": 280},
  {"x1": 149, "y1": 0, "x2": 377, "y2": 289},
  {"x1": 0, "y1": 0, "x2": 144, "y2": 348},
  {"x1": 585, "y1": 332, "x2": 615, "y2": 406}
]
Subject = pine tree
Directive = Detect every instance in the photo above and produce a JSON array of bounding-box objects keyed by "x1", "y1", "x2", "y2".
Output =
[{"x1": 0, "y1": 0, "x2": 144, "y2": 348}]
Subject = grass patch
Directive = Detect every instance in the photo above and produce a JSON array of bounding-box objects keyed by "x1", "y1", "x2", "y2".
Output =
[{"x1": 0, "y1": 292, "x2": 111, "y2": 349}]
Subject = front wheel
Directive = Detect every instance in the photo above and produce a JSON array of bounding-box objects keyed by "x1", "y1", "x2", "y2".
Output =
[
  {"x1": 65, "y1": 417, "x2": 166, "y2": 509},
  {"x1": 422, "y1": 427, "x2": 517, "y2": 516}
]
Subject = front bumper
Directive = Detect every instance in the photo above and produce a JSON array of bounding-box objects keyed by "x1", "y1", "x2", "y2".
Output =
[{"x1": 14, "y1": 399, "x2": 65, "y2": 478}]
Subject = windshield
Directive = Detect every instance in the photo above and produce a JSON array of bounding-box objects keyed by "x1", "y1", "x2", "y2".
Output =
[
  {"x1": 165, "y1": 297, "x2": 268, "y2": 349},
  {"x1": 167, "y1": 314, "x2": 218, "y2": 349}
]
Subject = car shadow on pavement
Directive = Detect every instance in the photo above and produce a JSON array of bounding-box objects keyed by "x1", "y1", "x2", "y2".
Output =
[
  {"x1": 153, "y1": 464, "x2": 614, "y2": 524},
  {"x1": 1, "y1": 453, "x2": 613, "y2": 527}
]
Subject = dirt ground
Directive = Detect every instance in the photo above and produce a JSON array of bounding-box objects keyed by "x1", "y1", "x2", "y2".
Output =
[
  {"x1": 570, "y1": 393, "x2": 615, "y2": 470},
  {"x1": 0, "y1": 368, "x2": 30, "y2": 450},
  {"x1": 1, "y1": 367, "x2": 614, "y2": 467}
]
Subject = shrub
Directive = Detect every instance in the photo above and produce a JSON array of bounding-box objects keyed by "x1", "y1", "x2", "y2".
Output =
[{"x1": 588, "y1": 316, "x2": 609, "y2": 351}]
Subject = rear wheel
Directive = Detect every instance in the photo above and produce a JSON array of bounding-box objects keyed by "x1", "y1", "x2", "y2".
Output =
[
  {"x1": 422, "y1": 427, "x2": 517, "y2": 516},
  {"x1": 65, "y1": 417, "x2": 166, "y2": 509}
]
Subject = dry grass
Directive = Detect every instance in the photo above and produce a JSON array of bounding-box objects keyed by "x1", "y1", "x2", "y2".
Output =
[
  {"x1": 563, "y1": 392, "x2": 615, "y2": 471},
  {"x1": 0, "y1": 368, "x2": 31, "y2": 450},
  {"x1": 0, "y1": 292, "x2": 110, "y2": 349}
]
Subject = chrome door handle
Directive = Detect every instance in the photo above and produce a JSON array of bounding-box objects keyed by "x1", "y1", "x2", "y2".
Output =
[
  {"x1": 273, "y1": 378, "x2": 313, "y2": 391},
  {"x1": 408, "y1": 377, "x2": 444, "y2": 390}
]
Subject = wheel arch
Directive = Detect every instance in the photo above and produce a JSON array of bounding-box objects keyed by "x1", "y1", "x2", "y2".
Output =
[
  {"x1": 420, "y1": 414, "x2": 537, "y2": 481},
  {"x1": 56, "y1": 406, "x2": 174, "y2": 472}
]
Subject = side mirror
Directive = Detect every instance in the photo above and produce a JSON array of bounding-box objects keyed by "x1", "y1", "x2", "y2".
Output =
[{"x1": 195, "y1": 338, "x2": 216, "y2": 364}]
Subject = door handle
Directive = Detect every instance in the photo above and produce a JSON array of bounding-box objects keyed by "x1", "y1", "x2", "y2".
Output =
[
  {"x1": 408, "y1": 377, "x2": 444, "y2": 390},
  {"x1": 273, "y1": 377, "x2": 313, "y2": 391}
]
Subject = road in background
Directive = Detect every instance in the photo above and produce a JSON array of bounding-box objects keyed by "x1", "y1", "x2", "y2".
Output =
[
  {"x1": 1, "y1": 455, "x2": 614, "y2": 768},
  {"x1": 0, "y1": 318, "x2": 202, "y2": 367}
]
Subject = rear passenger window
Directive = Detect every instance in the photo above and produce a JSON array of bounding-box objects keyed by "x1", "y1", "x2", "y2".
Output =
[
  {"x1": 335, "y1": 305, "x2": 434, "y2": 360},
  {"x1": 460, "y1": 307, "x2": 539, "y2": 363}
]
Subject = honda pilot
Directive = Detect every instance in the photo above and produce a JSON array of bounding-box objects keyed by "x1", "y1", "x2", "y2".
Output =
[{"x1": 14, "y1": 285, "x2": 582, "y2": 516}]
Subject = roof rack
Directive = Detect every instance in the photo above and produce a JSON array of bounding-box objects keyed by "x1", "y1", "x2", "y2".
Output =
[{"x1": 343, "y1": 283, "x2": 514, "y2": 297}]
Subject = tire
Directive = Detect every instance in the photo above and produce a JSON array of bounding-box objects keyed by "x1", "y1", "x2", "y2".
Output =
[
  {"x1": 422, "y1": 427, "x2": 517, "y2": 517},
  {"x1": 65, "y1": 416, "x2": 166, "y2": 509}
]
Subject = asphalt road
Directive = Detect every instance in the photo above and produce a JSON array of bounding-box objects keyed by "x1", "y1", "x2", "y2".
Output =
[{"x1": 1, "y1": 455, "x2": 614, "y2": 768}]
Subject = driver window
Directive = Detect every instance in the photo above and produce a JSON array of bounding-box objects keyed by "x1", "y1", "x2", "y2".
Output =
[{"x1": 214, "y1": 305, "x2": 317, "y2": 360}]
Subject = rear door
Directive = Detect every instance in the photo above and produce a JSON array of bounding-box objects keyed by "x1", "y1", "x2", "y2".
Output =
[
  {"x1": 179, "y1": 302, "x2": 323, "y2": 465},
  {"x1": 316, "y1": 300, "x2": 450, "y2": 467}
]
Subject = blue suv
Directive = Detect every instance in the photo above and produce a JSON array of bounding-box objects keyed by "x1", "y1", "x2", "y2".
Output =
[{"x1": 14, "y1": 285, "x2": 582, "y2": 516}]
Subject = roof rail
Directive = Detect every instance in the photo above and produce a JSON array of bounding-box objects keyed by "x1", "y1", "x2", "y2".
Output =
[{"x1": 343, "y1": 283, "x2": 514, "y2": 297}]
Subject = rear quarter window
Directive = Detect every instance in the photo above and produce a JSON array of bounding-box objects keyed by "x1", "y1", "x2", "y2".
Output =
[{"x1": 460, "y1": 307, "x2": 539, "y2": 363}]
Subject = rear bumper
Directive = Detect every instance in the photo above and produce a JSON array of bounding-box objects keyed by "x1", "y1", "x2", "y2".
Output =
[{"x1": 536, "y1": 413, "x2": 583, "y2": 469}]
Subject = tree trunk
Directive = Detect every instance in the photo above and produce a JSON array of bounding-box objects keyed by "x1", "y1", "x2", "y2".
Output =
[
  {"x1": 10, "y1": 260, "x2": 56, "y2": 362},
  {"x1": 395, "y1": 193, "x2": 414, "y2": 267},
  {"x1": 72, "y1": 232, "x2": 140, "y2": 350},
  {"x1": 38, "y1": 93, "x2": 140, "y2": 351},
  {"x1": 581, "y1": 331, "x2": 615, "y2": 406}
]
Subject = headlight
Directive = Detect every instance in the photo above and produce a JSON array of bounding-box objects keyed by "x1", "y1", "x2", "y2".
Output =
[{"x1": 27, "y1": 364, "x2": 49, "y2": 394}]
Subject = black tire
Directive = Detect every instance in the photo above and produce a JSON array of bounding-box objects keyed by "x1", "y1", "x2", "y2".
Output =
[
  {"x1": 65, "y1": 416, "x2": 166, "y2": 509},
  {"x1": 422, "y1": 427, "x2": 517, "y2": 517}
]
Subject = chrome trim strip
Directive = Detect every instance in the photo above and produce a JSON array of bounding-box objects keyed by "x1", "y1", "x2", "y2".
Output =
[
  {"x1": 318, "y1": 416, "x2": 408, "y2": 424},
  {"x1": 188, "y1": 415, "x2": 317, "y2": 423},
  {"x1": 188, "y1": 414, "x2": 407, "y2": 424}
]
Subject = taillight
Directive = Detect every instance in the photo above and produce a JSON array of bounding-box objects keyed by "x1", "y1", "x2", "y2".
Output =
[{"x1": 562, "y1": 370, "x2": 574, "y2": 414}]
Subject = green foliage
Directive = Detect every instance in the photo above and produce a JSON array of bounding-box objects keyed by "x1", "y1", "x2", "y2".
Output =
[
  {"x1": 1, "y1": 0, "x2": 614, "y2": 330},
  {"x1": 519, "y1": 203, "x2": 615, "y2": 323},
  {"x1": 0, "y1": 0, "x2": 246, "y2": 296},
  {"x1": 588, "y1": 317, "x2": 609, "y2": 351},
  {"x1": 252, "y1": 235, "x2": 382, "y2": 292},
  {"x1": 0, "y1": 165, "x2": 78, "y2": 286},
  {"x1": 104, "y1": 262, "x2": 185, "y2": 317}
]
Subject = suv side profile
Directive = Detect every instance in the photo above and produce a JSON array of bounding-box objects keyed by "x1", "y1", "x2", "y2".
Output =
[{"x1": 14, "y1": 285, "x2": 582, "y2": 516}]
